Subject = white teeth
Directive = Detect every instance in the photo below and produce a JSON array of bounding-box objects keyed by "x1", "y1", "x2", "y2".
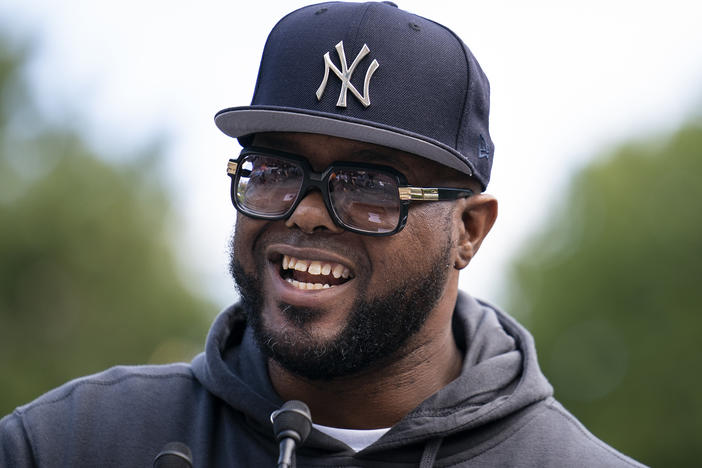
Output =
[
  {"x1": 281, "y1": 256, "x2": 352, "y2": 280},
  {"x1": 286, "y1": 278, "x2": 335, "y2": 290},
  {"x1": 308, "y1": 261, "x2": 322, "y2": 275}
]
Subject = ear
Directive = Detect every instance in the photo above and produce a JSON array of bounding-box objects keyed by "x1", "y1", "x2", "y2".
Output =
[{"x1": 453, "y1": 194, "x2": 498, "y2": 270}]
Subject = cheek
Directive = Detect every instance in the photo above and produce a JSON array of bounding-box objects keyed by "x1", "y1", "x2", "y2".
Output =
[
  {"x1": 232, "y1": 216, "x2": 269, "y2": 267},
  {"x1": 368, "y1": 207, "x2": 453, "y2": 284},
  {"x1": 407, "y1": 205, "x2": 453, "y2": 246}
]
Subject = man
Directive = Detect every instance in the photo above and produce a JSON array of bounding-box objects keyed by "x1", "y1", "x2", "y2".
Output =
[{"x1": 1, "y1": 2, "x2": 644, "y2": 467}]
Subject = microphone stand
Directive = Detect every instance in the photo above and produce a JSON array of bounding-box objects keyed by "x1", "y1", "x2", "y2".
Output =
[{"x1": 270, "y1": 400, "x2": 312, "y2": 468}]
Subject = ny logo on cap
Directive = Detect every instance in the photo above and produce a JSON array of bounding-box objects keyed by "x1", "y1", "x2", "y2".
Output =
[{"x1": 316, "y1": 41, "x2": 379, "y2": 108}]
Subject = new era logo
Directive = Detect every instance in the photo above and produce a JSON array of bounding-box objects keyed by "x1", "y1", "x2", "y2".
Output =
[
  {"x1": 316, "y1": 41, "x2": 379, "y2": 108},
  {"x1": 479, "y1": 135, "x2": 490, "y2": 159}
]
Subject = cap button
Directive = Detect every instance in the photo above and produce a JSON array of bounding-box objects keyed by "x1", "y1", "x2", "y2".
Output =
[{"x1": 381, "y1": 1, "x2": 399, "y2": 7}]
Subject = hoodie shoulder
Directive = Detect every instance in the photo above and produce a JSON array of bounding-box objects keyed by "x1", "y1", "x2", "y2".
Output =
[
  {"x1": 497, "y1": 397, "x2": 646, "y2": 467},
  {"x1": 1, "y1": 363, "x2": 205, "y2": 467},
  {"x1": 0, "y1": 409, "x2": 36, "y2": 468},
  {"x1": 426, "y1": 294, "x2": 646, "y2": 467},
  {"x1": 16, "y1": 363, "x2": 197, "y2": 416}
]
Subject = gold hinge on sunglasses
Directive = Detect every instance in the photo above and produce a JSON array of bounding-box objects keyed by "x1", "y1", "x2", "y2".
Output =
[
  {"x1": 227, "y1": 160, "x2": 238, "y2": 175},
  {"x1": 398, "y1": 187, "x2": 439, "y2": 201}
]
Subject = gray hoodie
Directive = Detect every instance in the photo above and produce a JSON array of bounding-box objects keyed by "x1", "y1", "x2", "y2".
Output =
[{"x1": 0, "y1": 292, "x2": 645, "y2": 466}]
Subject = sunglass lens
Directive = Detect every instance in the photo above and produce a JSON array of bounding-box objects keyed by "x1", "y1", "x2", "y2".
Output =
[
  {"x1": 236, "y1": 154, "x2": 304, "y2": 217},
  {"x1": 328, "y1": 168, "x2": 401, "y2": 234}
]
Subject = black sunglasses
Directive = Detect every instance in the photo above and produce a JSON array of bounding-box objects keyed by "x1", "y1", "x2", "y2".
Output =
[{"x1": 226, "y1": 147, "x2": 474, "y2": 236}]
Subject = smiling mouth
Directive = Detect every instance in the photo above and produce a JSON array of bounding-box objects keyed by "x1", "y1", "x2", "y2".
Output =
[{"x1": 278, "y1": 254, "x2": 354, "y2": 290}]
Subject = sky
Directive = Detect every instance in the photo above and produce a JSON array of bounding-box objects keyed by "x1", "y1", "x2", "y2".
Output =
[{"x1": 1, "y1": 0, "x2": 701, "y2": 308}]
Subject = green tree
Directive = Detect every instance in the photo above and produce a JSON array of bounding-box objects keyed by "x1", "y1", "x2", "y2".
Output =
[
  {"x1": 506, "y1": 119, "x2": 702, "y2": 466},
  {"x1": 0, "y1": 37, "x2": 215, "y2": 416}
]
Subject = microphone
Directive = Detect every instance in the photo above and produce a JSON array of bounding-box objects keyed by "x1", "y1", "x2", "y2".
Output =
[
  {"x1": 270, "y1": 400, "x2": 312, "y2": 468},
  {"x1": 153, "y1": 442, "x2": 193, "y2": 468}
]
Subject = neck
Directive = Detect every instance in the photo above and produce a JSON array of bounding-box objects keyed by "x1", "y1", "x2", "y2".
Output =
[{"x1": 268, "y1": 285, "x2": 462, "y2": 429}]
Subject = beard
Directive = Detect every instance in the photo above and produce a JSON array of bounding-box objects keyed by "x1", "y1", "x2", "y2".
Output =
[{"x1": 229, "y1": 237, "x2": 451, "y2": 381}]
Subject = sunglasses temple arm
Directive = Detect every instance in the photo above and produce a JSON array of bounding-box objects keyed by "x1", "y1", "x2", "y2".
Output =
[
  {"x1": 398, "y1": 186, "x2": 473, "y2": 201},
  {"x1": 437, "y1": 188, "x2": 474, "y2": 200}
]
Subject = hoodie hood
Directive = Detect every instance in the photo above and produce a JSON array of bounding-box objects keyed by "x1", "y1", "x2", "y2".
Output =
[{"x1": 191, "y1": 291, "x2": 553, "y2": 455}]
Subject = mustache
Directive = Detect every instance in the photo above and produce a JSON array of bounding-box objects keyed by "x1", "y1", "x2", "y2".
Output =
[{"x1": 237, "y1": 227, "x2": 370, "y2": 263}]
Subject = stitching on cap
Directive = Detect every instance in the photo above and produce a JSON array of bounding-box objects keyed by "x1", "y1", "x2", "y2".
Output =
[
  {"x1": 422, "y1": 20, "x2": 476, "y2": 179},
  {"x1": 443, "y1": 28, "x2": 472, "y2": 158},
  {"x1": 251, "y1": 7, "x2": 311, "y2": 104},
  {"x1": 348, "y1": 2, "x2": 373, "y2": 62}
]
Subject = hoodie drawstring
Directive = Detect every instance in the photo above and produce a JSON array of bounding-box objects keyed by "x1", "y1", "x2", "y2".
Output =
[{"x1": 419, "y1": 437, "x2": 443, "y2": 468}]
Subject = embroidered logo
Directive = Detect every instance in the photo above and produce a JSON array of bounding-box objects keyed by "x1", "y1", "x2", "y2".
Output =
[
  {"x1": 316, "y1": 41, "x2": 379, "y2": 108},
  {"x1": 479, "y1": 134, "x2": 490, "y2": 159}
]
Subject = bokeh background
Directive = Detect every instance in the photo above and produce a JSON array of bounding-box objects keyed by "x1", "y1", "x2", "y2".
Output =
[{"x1": 1, "y1": 1, "x2": 701, "y2": 465}]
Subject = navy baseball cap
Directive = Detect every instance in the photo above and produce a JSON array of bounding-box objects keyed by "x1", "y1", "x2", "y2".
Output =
[{"x1": 215, "y1": 1, "x2": 494, "y2": 189}]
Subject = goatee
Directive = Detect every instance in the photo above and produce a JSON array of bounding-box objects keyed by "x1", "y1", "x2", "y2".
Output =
[{"x1": 229, "y1": 240, "x2": 451, "y2": 381}]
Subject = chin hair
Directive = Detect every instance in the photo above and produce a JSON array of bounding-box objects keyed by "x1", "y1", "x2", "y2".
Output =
[{"x1": 229, "y1": 237, "x2": 451, "y2": 381}]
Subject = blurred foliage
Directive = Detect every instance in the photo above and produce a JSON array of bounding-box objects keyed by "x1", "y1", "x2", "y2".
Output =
[
  {"x1": 0, "y1": 36, "x2": 215, "y2": 416},
  {"x1": 507, "y1": 118, "x2": 702, "y2": 466}
]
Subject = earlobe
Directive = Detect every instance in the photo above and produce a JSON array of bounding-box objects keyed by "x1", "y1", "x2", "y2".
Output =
[{"x1": 453, "y1": 194, "x2": 498, "y2": 270}]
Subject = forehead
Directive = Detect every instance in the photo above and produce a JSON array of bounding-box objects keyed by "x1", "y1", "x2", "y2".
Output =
[{"x1": 251, "y1": 132, "x2": 461, "y2": 185}]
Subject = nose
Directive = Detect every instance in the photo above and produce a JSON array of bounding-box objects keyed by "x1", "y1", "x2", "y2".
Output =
[{"x1": 285, "y1": 190, "x2": 345, "y2": 234}]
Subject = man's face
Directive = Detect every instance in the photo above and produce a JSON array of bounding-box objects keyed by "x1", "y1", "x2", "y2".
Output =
[{"x1": 229, "y1": 132, "x2": 460, "y2": 380}]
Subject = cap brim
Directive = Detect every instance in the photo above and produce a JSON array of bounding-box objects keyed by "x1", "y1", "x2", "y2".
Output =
[{"x1": 215, "y1": 106, "x2": 474, "y2": 176}]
